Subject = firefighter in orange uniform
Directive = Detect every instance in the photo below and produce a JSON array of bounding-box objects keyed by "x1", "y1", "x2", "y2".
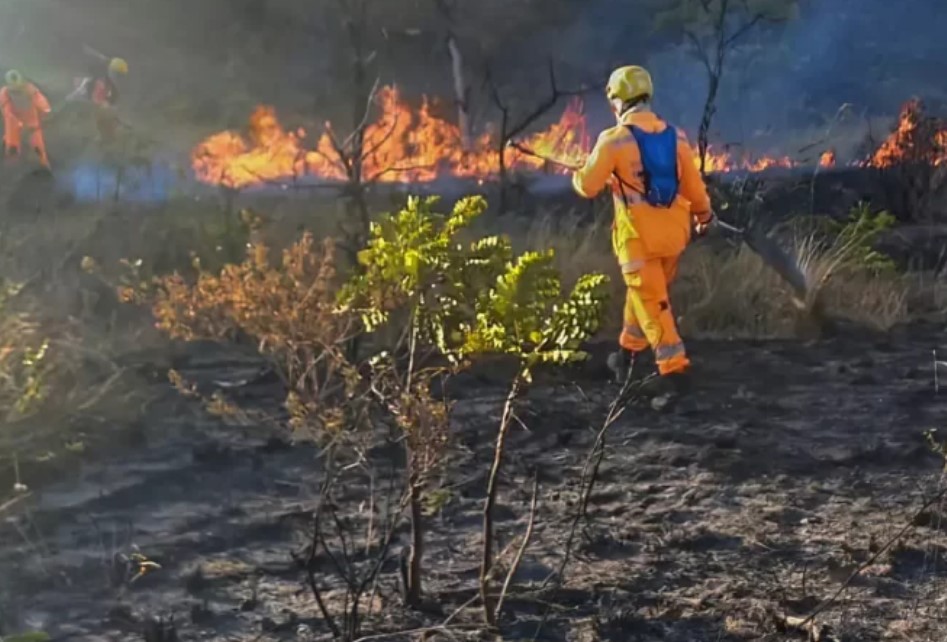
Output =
[
  {"x1": 1, "y1": 70, "x2": 52, "y2": 170},
  {"x1": 572, "y1": 66, "x2": 716, "y2": 395},
  {"x1": 67, "y1": 57, "x2": 128, "y2": 143}
]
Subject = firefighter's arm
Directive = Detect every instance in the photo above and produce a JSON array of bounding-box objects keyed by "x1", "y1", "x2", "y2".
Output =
[
  {"x1": 33, "y1": 89, "x2": 51, "y2": 116},
  {"x1": 572, "y1": 131, "x2": 616, "y2": 199},
  {"x1": 676, "y1": 133, "x2": 713, "y2": 224},
  {"x1": 0, "y1": 92, "x2": 17, "y2": 124}
]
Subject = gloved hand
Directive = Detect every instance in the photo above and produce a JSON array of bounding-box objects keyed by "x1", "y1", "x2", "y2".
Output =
[{"x1": 694, "y1": 211, "x2": 717, "y2": 237}]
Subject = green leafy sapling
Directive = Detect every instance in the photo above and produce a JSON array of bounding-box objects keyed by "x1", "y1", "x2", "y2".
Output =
[{"x1": 340, "y1": 195, "x2": 609, "y2": 618}]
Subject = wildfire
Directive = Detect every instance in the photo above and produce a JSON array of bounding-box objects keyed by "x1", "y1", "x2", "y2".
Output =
[
  {"x1": 191, "y1": 106, "x2": 313, "y2": 189},
  {"x1": 868, "y1": 98, "x2": 947, "y2": 168},
  {"x1": 191, "y1": 90, "x2": 947, "y2": 190},
  {"x1": 192, "y1": 87, "x2": 592, "y2": 189},
  {"x1": 701, "y1": 147, "x2": 795, "y2": 174}
]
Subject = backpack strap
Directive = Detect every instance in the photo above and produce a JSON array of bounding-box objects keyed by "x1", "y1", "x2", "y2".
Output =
[{"x1": 612, "y1": 171, "x2": 646, "y2": 210}]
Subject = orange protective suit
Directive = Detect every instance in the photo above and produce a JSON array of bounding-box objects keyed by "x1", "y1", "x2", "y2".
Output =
[
  {"x1": 572, "y1": 108, "x2": 712, "y2": 376},
  {"x1": 0, "y1": 83, "x2": 51, "y2": 169}
]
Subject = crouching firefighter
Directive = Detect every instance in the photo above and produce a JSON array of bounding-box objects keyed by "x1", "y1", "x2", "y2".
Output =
[
  {"x1": 0, "y1": 70, "x2": 52, "y2": 170},
  {"x1": 572, "y1": 65, "x2": 716, "y2": 395},
  {"x1": 67, "y1": 56, "x2": 128, "y2": 144}
]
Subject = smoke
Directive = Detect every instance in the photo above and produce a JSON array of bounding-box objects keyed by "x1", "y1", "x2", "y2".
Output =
[
  {"x1": 4, "y1": 0, "x2": 945, "y2": 175},
  {"x1": 643, "y1": 0, "x2": 947, "y2": 151},
  {"x1": 63, "y1": 159, "x2": 178, "y2": 204}
]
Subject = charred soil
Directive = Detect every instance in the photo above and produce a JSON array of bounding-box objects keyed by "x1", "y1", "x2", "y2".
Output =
[{"x1": 1, "y1": 324, "x2": 947, "y2": 641}]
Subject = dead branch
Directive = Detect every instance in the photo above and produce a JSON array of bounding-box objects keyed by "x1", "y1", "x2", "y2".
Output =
[
  {"x1": 303, "y1": 456, "x2": 344, "y2": 640},
  {"x1": 550, "y1": 374, "x2": 648, "y2": 585},
  {"x1": 479, "y1": 375, "x2": 523, "y2": 626},
  {"x1": 0, "y1": 491, "x2": 32, "y2": 518},
  {"x1": 342, "y1": 77, "x2": 383, "y2": 152},
  {"x1": 352, "y1": 624, "x2": 482, "y2": 642},
  {"x1": 774, "y1": 613, "x2": 835, "y2": 642},
  {"x1": 494, "y1": 472, "x2": 539, "y2": 620},
  {"x1": 798, "y1": 485, "x2": 947, "y2": 629}
]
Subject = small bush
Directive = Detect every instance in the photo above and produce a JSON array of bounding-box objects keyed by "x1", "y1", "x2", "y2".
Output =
[
  {"x1": 127, "y1": 230, "x2": 359, "y2": 440},
  {"x1": 341, "y1": 195, "x2": 609, "y2": 612}
]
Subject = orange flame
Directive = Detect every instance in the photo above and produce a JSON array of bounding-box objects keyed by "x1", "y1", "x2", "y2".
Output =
[
  {"x1": 191, "y1": 106, "x2": 313, "y2": 189},
  {"x1": 192, "y1": 86, "x2": 590, "y2": 188},
  {"x1": 193, "y1": 88, "x2": 943, "y2": 189},
  {"x1": 869, "y1": 98, "x2": 947, "y2": 168},
  {"x1": 698, "y1": 145, "x2": 795, "y2": 173}
]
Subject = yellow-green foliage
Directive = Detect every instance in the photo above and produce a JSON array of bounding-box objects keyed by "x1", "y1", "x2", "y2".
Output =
[
  {"x1": 341, "y1": 195, "x2": 510, "y2": 348},
  {"x1": 2, "y1": 633, "x2": 52, "y2": 642},
  {"x1": 341, "y1": 196, "x2": 610, "y2": 375},
  {"x1": 0, "y1": 284, "x2": 49, "y2": 423},
  {"x1": 461, "y1": 252, "x2": 610, "y2": 374},
  {"x1": 825, "y1": 202, "x2": 896, "y2": 272}
]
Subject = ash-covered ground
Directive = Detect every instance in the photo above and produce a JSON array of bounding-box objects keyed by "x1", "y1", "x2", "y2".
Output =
[{"x1": 2, "y1": 325, "x2": 947, "y2": 641}]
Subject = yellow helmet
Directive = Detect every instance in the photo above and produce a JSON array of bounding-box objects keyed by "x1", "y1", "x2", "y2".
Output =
[
  {"x1": 109, "y1": 57, "x2": 129, "y2": 76},
  {"x1": 4, "y1": 69, "x2": 24, "y2": 88},
  {"x1": 605, "y1": 66, "x2": 653, "y2": 103}
]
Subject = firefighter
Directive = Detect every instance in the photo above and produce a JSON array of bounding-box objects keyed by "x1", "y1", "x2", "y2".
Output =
[
  {"x1": 67, "y1": 56, "x2": 128, "y2": 143},
  {"x1": 0, "y1": 70, "x2": 52, "y2": 170},
  {"x1": 572, "y1": 66, "x2": 716, "y2": 394}
]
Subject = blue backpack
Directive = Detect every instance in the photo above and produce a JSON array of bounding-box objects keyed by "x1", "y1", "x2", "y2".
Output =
[{"x1": 627, "y1": 124, "x2": 679, "y2": 208}]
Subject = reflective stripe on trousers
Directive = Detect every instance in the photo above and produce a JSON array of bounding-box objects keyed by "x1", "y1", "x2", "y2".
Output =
[
  {"x1": 623, "y1": 324, "x2": 645, "y2": 338},
  {"x1": 655, "y1": 342, "x2": 686, "y2": 361}
]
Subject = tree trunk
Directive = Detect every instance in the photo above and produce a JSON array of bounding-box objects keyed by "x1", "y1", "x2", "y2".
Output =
[
  {"x1": 447, "y1": 35, "x2": 471, "y2": 151},
  {"x1": 697, "y1": 71, "x2": 721, "y2": 176},
  {"x1": 406, "y1": 477, "x2": 424, "y2": 607},
  {"x1": 344, "y1": 0, "x2": 372, "y2": 259},
  {"x1": 497, "y1": 109, "x2": 509, "y2": 214}
]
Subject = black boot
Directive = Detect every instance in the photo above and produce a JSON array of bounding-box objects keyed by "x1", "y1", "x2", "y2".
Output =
[{"x1": 641, "y1": 372, "x2": 691, "y2": 399}]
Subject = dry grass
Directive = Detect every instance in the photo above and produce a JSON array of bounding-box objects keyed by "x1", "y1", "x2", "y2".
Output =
[{"x1": 516, "y1": 211, "x2": 918, "y2": 340}]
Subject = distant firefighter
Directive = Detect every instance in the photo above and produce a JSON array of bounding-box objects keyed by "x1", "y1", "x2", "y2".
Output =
[
  {"x1": 1, "y1": 69, "x2": 52, "y2": 170},
  {"x1": 67, "y1": 52, "x2": 129, "y2": 143}
]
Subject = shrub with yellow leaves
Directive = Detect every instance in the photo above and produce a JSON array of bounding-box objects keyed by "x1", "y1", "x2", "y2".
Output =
[{"x1": 143, "y1": 232, "x2": 361, "y2": 442}]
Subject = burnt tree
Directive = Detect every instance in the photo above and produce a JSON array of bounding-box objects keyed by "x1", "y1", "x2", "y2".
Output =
[{"x1": 655, "y1": 0, "x2": 797, "y2": 174}]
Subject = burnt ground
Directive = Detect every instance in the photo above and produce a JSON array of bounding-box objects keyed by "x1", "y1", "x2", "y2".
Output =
[{"x1": 2, "y1": 324, "x2": 947, "y2": 642}]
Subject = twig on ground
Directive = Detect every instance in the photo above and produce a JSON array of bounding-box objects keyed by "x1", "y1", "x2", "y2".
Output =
[
  {"x1": 775, "y1": 613, "x2": 834, "y2": 642},
  {"x1": 0, "y1": 491, "x2": 32, "y2": 517},
  {"x1": 352, "y1": 624, "x2": 481, "y2": 642},
  {"x1": 442, "y1": 593, "x2": 481, "y2": 628},
  {"x1": 798, "y1": 485, "x2": 947, "y2": 628},
  {"x1": 77, "y1": 369, "x2": 126, "y2": 411}
]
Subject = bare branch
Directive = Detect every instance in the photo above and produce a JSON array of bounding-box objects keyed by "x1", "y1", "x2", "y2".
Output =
[
  {"x1": 723, "y1": 12, "x2": 766, "y2": 49},
  {"x1": 799, "y1": 485, "x2": 947, "y2": 628},
  {"x1": 342, "y1": 77, "x2": 383, "y2": 151},
  {"x1": 494, "y1": 473, "x2": 539, "y2": 620},
  {"x1": 684, "y1": 29, "x2": 713, "y2": 72}
]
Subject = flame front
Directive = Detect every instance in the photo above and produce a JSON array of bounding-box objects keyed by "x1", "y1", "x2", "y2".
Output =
[
  {"x1": 869, "y1": 98, "x2": 947, "y2": 168},
  {"x1": 192, "y1": 86, "x2": 590, "y2": 188},
  {"x1": 192, "y1": 106, "x2": 313, "y2": 189},
  {"x1": 191, "y1": 89, "x2": 945, "y2": 189}
]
